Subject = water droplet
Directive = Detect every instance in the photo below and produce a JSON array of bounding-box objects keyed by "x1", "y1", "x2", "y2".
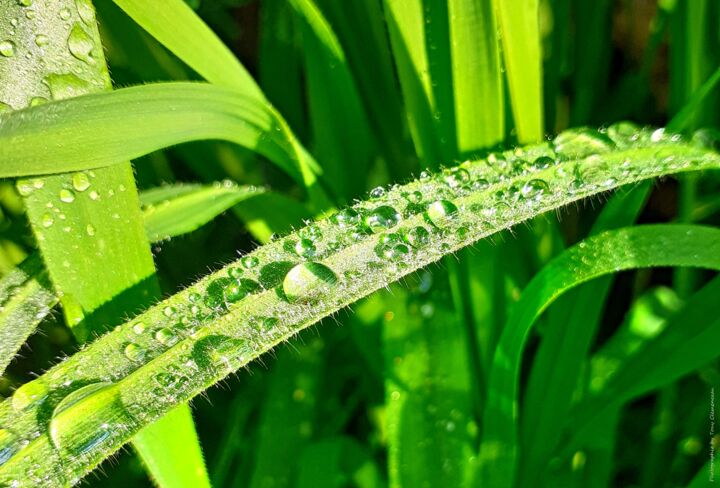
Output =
[
  {"x1": 193, "y1": 335, "x2": 249, "y2": 372},
  {"x1": 29, "y1": 96, "x2": 48, "y2": 106},
  {"x1": 369, "y1": 186, "x2": 385, "y2": 198},
  {"x1": 531, "y1": 156, "x2": 554, "y2": 171},
  {"x1": 364, "y1": 205, "x2": 400, "y2": 232},
  {"x1": 473, "y1": 178, "x2": 490, "y2": 190},
  {"x1": 44, "y1": 73, "x2": 91, "y2": 100},
  {"x1": 553, "y1": 128, "x2": 614, "y2": 159},
  {"x1": 72, "y1": 172, "x2": 91, "y2": 191},
  {"x1": 520, "y1": 179, "x2": 549, "y2": 200},
  {"x1": 123, "y1": 342, "x2": 145, "y2": 362},
  {"x1": 132, "y1": 322, "x2": 145, "y2": 334},
  {"x1": 425, "y1": 200, "x2": 458, "y2": 228},
  {"x1": 59, "y1": 7, "x2": 72, "y2": 20},
  {"x1": 75, "y1": 0, "x2": 95, "y2": 24},
  {"x1": 155, "y1": 328, "x2": 178, "y2": 346},
  {"x1": 333, "y1": 208, "x2": 360, "y2": 227},
  {"x1": 85, "y1": 223, "x2": 95, "y2": 236},
  {"x1": 12, "y1": 379, "x2": 49, "y2": 410},
  {"x1": 298, "y1": 225, "x2": 322, "y2": 241},
  {"x1": 49, "y1": 382, "x2": 126, "y2": 457},
  {"x1": 59, "y1": 189, "x2": 75, "y2": 203},
  {"x1": 404, "y1": 226, "x2": 430, "y2": 247},
  {"x1": 17, "y1": 0, "x2": 32, "y2": 6},
  {"x1": 163, "y1": 306, "x2": 176, "y2": 318},
  {"x1": 204, "y1": 278, "x2": 230, "y2": 310},
  {"x1": 0, "y1": 40, "x2": 16, "y2": 57},
  {"x1": 41, "y1": 213, "x2": 54, "y2": 228},
  {"x1": 241, "y1": 256, "x2": 259, "y2": 269},
  {"x1": 223, "y1": 278, "x2": 260, "y2": 303},
  {"x1": 88, "y1": 190, "x2": 99, "y2": 200},
  {"x1": 228, "y1": 267, "x2": 243, "y2": 280},
  {"x1": 402, "y1": 190, "x2": 423, "y2": 203},
  {"x1": 294, "y1": 238, "x2": 316, "y2": 258},
  {"x1": 67, "y1": 23, "x2": 94, "y2": 63},
  {"x1": 382, "y1": 243, "x2": 410, "y2": 261},
  {"x1": 0, "y1": 428, "x2": 16, "y2": 466},
  {"x1": 34, "y1": 34, "x2": 48, "y2": 47},
  {"x1": 283, "y1": 262, "x2": 337, "y2": 303}
]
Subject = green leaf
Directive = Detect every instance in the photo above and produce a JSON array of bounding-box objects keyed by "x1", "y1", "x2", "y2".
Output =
[
  {"x1": 0, "y1": 127, "x2": 719, "y2": 485},
  {"x1": 478, "y1": 224, "x2": 720, "y2": 486},
  {"x1": 0, "y1": 256, "x2": 55, "y2": 376},
  {"x1": 288, "y1": 0, "x2": 375, "y2": 201},
  {"x1": 140, "y1": 183, "x2": 265, "y2": 242},
  {"x1": 495, "y1": 0, "x2": 544, "y2": 142},
  {"x1": 517, "y1": 182, "x2": 652, "y2": 485},
  {"x1": 0, "y1": 83, "x2": 321, "y2": 188}
]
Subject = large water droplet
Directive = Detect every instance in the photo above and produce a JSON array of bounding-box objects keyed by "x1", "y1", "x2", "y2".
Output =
[
  {"x1": 283, "y1": 262, "x2": 337, "y2": 303},
  {"x1": 443, "y1": 167, "x2": 470, "y2": 188},
  {"x1": 0, "y1": 40, "x2": 16, "y2": 57},
  {"x1": 520, "y1": 179, "x2": 549, "y2": 201},
  {"x1": 404, "y1": 226, "x2": 430, "y2": 247},
  {"x1": 193, "y1": 335, "x2": 250, "y2": 372},
  {"x1": 364, "y1": 205, "x2": 400, "y2": 232},
  {"x1": 12, "y1": 379, "x2": 49, "y2": 410},
  {"x1": 553, "y1": 128, "x2": 614, "y2": 159},
  {"x1": 425, "y1": 200, "x2": 458, "y2": 228},
  {"x1": 49, "y1": 382, "x2": 127, "y2": 457},
  {"x1": 67, "y1": 23, "x2": 94, "y2": 63}
]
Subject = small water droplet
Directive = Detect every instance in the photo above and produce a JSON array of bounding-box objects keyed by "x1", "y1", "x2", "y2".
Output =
[
  {"x1": 72, "y1": 172, "x2": 91, "y2": 191},
  {"x1": 283, "y1": 262, "x2": 337, "y2": 303},
  {"x1": 369, "y1": 186, "x2": 385, "y2": 198},
  {"x1": 132, "y1": 322, "x2": 145, "y2": 334},
  {"x1": 59, "y1": 7, "x2": 72, "y2": 20},
  {"x1": 223, "y1": 278, "x2": 260, "y2": 303},
  {"x1": 364, "y1": 205, "x2": 400, "y2": 232},
  {"x1": 241, "y1": 256, "x2": 259, "y2": 269},
  {"x1": 520, "y1": 179, "x2": 549, "y2": 200},
  {"x1": 41, "y1": 213, "x2": 54, "y2": 228},
  {"x1": 294, "y1": 238, "x2": 316, "y2": 258},
  {"x1": 89, "y1": 190, "x2": 100, "y2": 200},
  {"x1": 298, "y1": 225, "x2": 322, "y2": 241},
  {"x1": 163, "y1": 306, "x2": 176, "y2": 318},
  {"x1": 59, "y1": 189, "x2": 75, "y2": 203},
  {"x1": 85, "y1": 223, "x2": 95, "y2": 236},
  {"x1": 0, "y1": 40, "x2": 16, "y2": 57},
  {"x1": 155, "y1": 328, "x2": 178, "y2": 346},
  {"x1": 123, "y1": 342, "x2": 145, "y2": 362},
  {"x1": 443, "y1": 167, "x2": 470, "y2": 188},
  {"x1": 333, "y1": 208, "x2": 360, "y2": 227},
  {"x1": 404, "y1": 226, "x2": 430, "y2": 247},
  {"x1": 34, "y1": 34, "x2": 48, "y2": 47}
]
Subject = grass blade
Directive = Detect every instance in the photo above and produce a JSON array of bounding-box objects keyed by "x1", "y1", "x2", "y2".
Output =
[
  {"x1": 495, "y1": 0, "x2": 544, "y2": 142},
  {"x1": 140, "y1": 183, "x2": 265, "y2": 243},
  {"x1": 478, "y1": 226, "x2": 720, "y2": 486},
  {"x1": 0, "y1": 128, "x2": 718, "y2": 484},
  {"x1": 0, "y1": 256, "x2": 55, "y2": 376}
]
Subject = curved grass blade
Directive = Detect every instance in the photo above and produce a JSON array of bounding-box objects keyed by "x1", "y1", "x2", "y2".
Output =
[
  {"x1": 140, "y1": 182, "x2": 265, "y2": 242},
  {"x1": 517, "y1": 182, "x2": 652, "y2": 485},
  {"x1": 0, "y1": 127, "x2": 719, "y2": 485},
  {"x1": 0, "y1": 83, "x2": 320, "y2": 187},
  {"x1": 477, "y1": 225, "x2": 720, "y2": 487},
  {"x1": 0, "y1": 255, "x2": 54, "y2": 376}
]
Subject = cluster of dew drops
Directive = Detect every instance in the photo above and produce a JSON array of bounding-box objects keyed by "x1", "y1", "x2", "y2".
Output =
[{"x1": 0, "y1": 0, "x2": 100, "y2": 112}]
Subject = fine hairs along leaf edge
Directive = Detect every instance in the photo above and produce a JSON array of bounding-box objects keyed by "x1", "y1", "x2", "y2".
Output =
[{"x1": 0, "y1": 125, "x2": 719, "y2": 485}]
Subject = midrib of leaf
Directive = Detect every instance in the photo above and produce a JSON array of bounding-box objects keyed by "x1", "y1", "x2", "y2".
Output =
[
  {"x1": 0, "y1": 2, "x2": 208, "y2": 487},
  {"x1": 0, "y1": 127, "x2": 718, "y2": 485}
]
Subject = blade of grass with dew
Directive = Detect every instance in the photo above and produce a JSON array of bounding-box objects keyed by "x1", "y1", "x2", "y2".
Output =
[
  {"x1": 287, "y1": 0, "x2": 375, "y2": 202},
  {"x1": 517, "y1": 180, "x2": 653, "y2": 486},
  {"x1": 558, "y1": 274, "x2": 720, "y2": 461},
  {"x1": 110, "y1": 0, "x2": 330, "y2": 209},
  {"x1": 477, "y1": 225, "x2": 720, "y2": 486},
  {"x1": 547, "y1": 286, "x2": 682, "y2": 485},
  {"x1": 495, "y1": 0, "x2": 544, "y2": 142},
  {"x1": 0, "y1": 127, "x2": 719, "y2": 485},
  {"x1": 0, "y1": 83, "x2": 315, "y2": 183},
  {"x1": 0, "y1": 1, "x2": 208, "y2": 487},
  {"x1": 383, "y1": 269, "x2": 476, "y2": 488},
  {"x1": 313, "y1": 0, "x2": 417, "y2": 180},
  {"x1": 543, "y1": 0, "x2": 570, "y2": 132}
]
